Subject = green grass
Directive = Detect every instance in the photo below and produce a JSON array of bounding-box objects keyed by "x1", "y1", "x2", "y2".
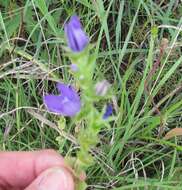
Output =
[{"x1": 0, "y1": 0, "x2": 182, "y2": 189}]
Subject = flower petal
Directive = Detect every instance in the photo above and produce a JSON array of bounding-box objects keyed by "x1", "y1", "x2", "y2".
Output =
[
  {"x1": 71, "y1": 28, "x2": 89, "y2": 52},
  {"x1": 67, "y1": 15, "x2": 82, "y2": 29},
  {"x1": 56, "y1": 83, "x2": 80, "y2": 101},
  {"x1": 43, "y1": 94, "x2": 81, "y2": 116},
  {"x1": 60, "y1": 96, "x2": 81, "y2": 116},
  {"x1": 43, "y1": 95, "x2": 64, "y2": 114},
  {"x1": 64, "y1": 23, "x2": 78, "y2": 51}
]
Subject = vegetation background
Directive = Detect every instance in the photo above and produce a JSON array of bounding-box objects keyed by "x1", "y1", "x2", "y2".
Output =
[{"x1": 0, "y1": 0, "x2": 182, "y2": 189}]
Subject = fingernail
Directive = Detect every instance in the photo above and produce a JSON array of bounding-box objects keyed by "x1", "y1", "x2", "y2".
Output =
[{"x1": 36, "y1": 167, "x2": 74, "y2": 190}]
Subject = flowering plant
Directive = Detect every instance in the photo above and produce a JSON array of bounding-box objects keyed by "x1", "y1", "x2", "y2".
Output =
[{"x1": 43, "y1": 15, "x2": 114, "y2": 190}]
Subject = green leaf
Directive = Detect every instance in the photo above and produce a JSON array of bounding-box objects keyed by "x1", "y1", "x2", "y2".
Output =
[
  {"x1": 0, "y1": 0, "x2": 10, "y2": 9},
  {"x1": 151, "y1": 26, "x2": 158, "y2": 38},
  {"x1": 78, "y1": 129, "x2": 98, "y2": 151},
  {"x1": 75, "y1": 180, "x2": 87, "y2": 190},
  {"x1": 34, "y1": 0, "x2": 58, "y2": 35},
  {"x1": 77, "y1": 151, "x2": 94, "y2": 167},
  {"x1": 57, "y1": 117, "x2": 66, "y2": 130},
  {"x1": 5, "y1": 13, "x2": 20, "y2": 38},
  {"x1": 24, "y1": 5, "x2": 39, "y2": 43}
]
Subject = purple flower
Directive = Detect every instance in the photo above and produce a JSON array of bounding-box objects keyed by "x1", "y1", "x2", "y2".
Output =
[
  {"x1": 64, "y1": 15, "x2": 89, "y2": 52},
  {"x1": 103, "y1": 104, "x2": 113, "y2": 119},
  {"x1": 43, "y1": 83, "x2": 81, "y2": 117}
]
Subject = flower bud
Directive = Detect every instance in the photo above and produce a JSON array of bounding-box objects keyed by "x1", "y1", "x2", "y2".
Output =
[
  {"x1": 95, "y1": 80, "x2": 110, "y2": 96},
  {"x1": 70, "y1": 64, "x2": 79, "y2": 72},
  {"x1": 64, "y1": 15, "x2": 89, "y2": 52},
  {"x1": 103, "y1": 104, "x2": 113, "y2": 119}
]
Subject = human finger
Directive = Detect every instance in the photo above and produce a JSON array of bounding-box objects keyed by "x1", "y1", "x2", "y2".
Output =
[{"x1": 0, "y1": 150, "x2": 66, "y2": 189}]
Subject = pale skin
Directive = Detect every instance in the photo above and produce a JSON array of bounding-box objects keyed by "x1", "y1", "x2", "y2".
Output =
[{"x1": 0, "y1": 150, "x2": 74, "y2": 190}]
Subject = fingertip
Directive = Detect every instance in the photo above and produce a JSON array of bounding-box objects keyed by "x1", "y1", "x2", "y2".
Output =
[
  {"x1": 34, "y1": 150, "x2": 65, "y2": 176},
  {"x1": 25, "y1": 167, "x2": 74, "y2": 190},
  {"x1": 0, "y1": 150, "x2": 68, "y2": 189}
]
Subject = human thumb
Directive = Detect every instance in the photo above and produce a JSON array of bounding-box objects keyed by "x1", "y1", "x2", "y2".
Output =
[{"x1": 25, "y1": 167, "x2": 74, "y2": 190}]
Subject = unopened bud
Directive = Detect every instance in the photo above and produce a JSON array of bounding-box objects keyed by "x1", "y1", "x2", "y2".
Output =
[
  {"x1": 70, "y1": 64, "x2": 79, "y2": 72},
  {"x1": 95, "y1": 80, "x2": 110, "y2": 96},
  {"x1": 103, "y1": 104, "x2": 113, "y2": 119},
  {"x1": 161, "y1": 38, "x2": 169, "y2": 50}
]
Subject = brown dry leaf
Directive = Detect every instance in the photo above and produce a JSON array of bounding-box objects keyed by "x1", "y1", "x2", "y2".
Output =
[{"x1": 164, "y1": 128, "x2": 182, "y2": 140}]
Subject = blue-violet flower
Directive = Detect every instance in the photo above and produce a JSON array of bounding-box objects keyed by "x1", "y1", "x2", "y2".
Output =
[
  {"x1": 43, "y1": 83, "x2": 81, "y2": 117},
  {"x1": 64, "y1": 15, "x2": 89, "y2": 52},
  {"x1": 103, "y1": 104, "x2": 113, "y2": 119}
]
